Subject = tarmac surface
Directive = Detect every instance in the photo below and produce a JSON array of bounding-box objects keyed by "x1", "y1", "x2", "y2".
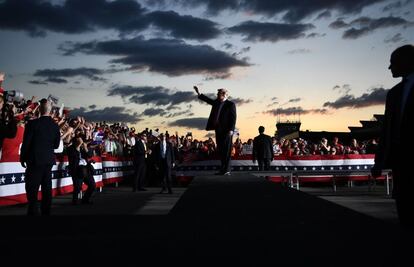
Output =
[{"x1": 1, "y1": 174, "x2": 411, "y2": 266}]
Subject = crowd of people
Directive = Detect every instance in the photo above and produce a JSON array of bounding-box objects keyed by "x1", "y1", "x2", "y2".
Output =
[
  {"x1": 0, "y1": 83, "x2": 378, "y2": 214},
  {"x1": 0, "y1": 89, "x2": 379, "y2": 164}
]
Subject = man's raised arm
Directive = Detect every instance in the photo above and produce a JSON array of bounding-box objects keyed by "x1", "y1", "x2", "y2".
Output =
[{"x1": 194, "y1": 86, "x2": 214, "y2": 105}]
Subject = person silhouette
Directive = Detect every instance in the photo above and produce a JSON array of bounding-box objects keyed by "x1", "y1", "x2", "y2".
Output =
[
  {"x1": 372, "y1": 44, "x2": 414, "y2": 228},
  {"x1": 193, "y1": 86, "x2": 236, "y2": 175},
  {"x1": 253, "y1": 126, "x2": 274, "y2": 171}
]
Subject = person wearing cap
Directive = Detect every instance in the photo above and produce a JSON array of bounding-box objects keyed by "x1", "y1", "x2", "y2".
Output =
[
  {"x1": 193, "y1": 86, "x2": 237, "y2": 175},
  {"x1": 20, "y1": 99, "x2": 61, "y2": 215}
]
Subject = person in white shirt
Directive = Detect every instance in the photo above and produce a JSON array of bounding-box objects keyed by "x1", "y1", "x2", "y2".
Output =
[
  {"x1": 132, "y1": 133, "x2": 148, "y2": 191},
  {"x1": 154, "y1": 133, "x2": 175, "y2": 194}
]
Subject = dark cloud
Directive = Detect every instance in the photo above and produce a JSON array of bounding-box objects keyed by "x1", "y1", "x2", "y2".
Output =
[
  {"x1": 168, "y1": 117, "x2": 207, "y2": 130},
  {"x1": 288, "y1": 98, "x2": 302, "y2": 103},
  {"x1": 45, "y1": 77, "x2": 68, "y2": 84},
  {"x1": 229, "y1": 97, "x2": 253, "y2": 106},
  {"x1": 306, "y1": 32, "x2": 326, "y2": 38},
  {"x1": 265, "y1": 107, "x2": 328, "y2": 116},
  {"x1": 323, "y1": 87, "x2": 388, "y2": 109},
  {"x1": 69, "y1": 106, "x2": 141, "y2": 123},
  {"x1": 60, "y1": 37, "x2": 249, "y2": 77},
  {"x1": 287, "y1": 49, "x2": 311, "y2": 54},
  {"x1": 0, "y1": 0, "x2": 147, "y2": 36},
  {"x1": 108, "y1": 85, "x2": 252, "y2": 111},
  {"x1": 267, "y1": 97, "x2": 279, "y2": 107},
  {"x1": 142, "y1": 102, "x2": 195, "y2": 118},
  {"x1": 89, "y1": 104, "x2": 97, "y2": 109},
  {"x1": 228, "y1": 21, "x2": 314, "y2": 42},
  {"x1": 147, "y1": 10, "x2": 221, "y2": 40},
  {"x1": 33, "y1": 67, "x2": 106, "y2": 84},
  {"x1": 382, "y1": 0, "x2": 411, "y2": 12},
  {"x1": 154, "y1": 0, "x2": 385, "y2": 22},
  {"x1": 0, "y1": 0, "x2": 222, "y2": 41},
  {"x1": 108, "y1": 85, "x2": 196, "y2": 108},
  {"x1": 316, "y1": 10, "x2": 332, "y2": 20},
  {"x1": 165, "y1": 109, "x2": 194, "y2": 118},
  {"x1": 142, "y1": 107, "x2": 167, "y2": 117},
  {"x1": 28, "y1": 80, "x2": 48, "y2": 85},
  {"x1": 384, "y1": 33, "x2": 404, "y2": 43},
  {"x1": 329, "y1": 19, "x2": 350, "y2": 29},
  {"x1": 222, "y1": 43, "x2": 234, "y2": 49},
  {"x1": 338, "y1": 16, "x2": 413, "y2": 39},
  {"x1": 332, "y1": 84, "x2": 352, "y2": 95},
  {"x1": 231, "y1": 46, "x2": 251, "y2": 57}
]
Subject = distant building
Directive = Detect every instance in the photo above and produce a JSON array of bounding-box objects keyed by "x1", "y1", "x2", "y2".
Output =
[
  {"x1": 275, "y1": 121, "x2": 301, "y2": 139},
  {"x1": 275, "y1": 114, "x2": 383, "y2": 144}
]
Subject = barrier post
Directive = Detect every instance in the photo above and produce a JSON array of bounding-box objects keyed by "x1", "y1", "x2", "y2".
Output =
[
  {"x1": 295, "y1": 173, "x2": 300, "y2": 190},
  {"x1": 386, "y1": 172, "x2": 390, "y2": 196}
]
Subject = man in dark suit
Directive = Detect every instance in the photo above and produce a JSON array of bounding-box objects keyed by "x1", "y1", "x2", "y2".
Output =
[
  {"x1": 194, "y1": 86, "x2": 237, "y2": 175},
  {"x1": 372, "y1": 44, "x2": 414, "y2": 228},
  {"x1": 154, "y1": 133, "x2": 175, "y2": 194},
  {"x1": 67, "y1": 136, "x2": 96, "y2": 205},
  {"x1": 20, "y1": 99, "x2": 61, "y2": 215},
  {"x1": 132, "y1": 133, "x2": 148, "y2": 191},
  {"x1": 253, "y1": 126, "x2": 274, "y2": 171}
]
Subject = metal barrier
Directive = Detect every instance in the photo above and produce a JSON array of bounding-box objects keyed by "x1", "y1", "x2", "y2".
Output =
[{"x1": 251, "y1": 169, "x2": 393, "y2": 195}]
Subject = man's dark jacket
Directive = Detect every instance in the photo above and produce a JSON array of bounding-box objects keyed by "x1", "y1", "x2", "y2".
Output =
[
  {"x1": 253, "y1": 134, "x2": 274, "y2": 161},
  {"x1": 374, "y1": 80, "x2": 414, "y2": 196},
  {"x1": 20, "y1": 116, "x2": 60, "y2": 165},
  {"x1": 198, "y1": 94, "x2": 236, "y2": 132},
  {"x1": 153, "y1": 141, "x2": 175, "y2": 168}
]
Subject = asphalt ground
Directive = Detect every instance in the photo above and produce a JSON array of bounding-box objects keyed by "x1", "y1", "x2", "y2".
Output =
[{"x1": 0, "y1": 174, "x2": 411, "y2": 266}]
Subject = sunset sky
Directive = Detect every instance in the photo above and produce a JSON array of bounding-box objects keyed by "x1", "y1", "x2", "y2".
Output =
[{"x1": 1, "y1": 0, "x2": 414, "y2": 139}]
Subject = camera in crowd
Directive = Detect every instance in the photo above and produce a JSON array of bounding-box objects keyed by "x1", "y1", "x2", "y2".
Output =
[
  {"x1": 3, "y1": 90, "x2": 24, "y2": 103},
  {"x1": 1, "y1": 90, "x2": 25, "y2": 123}
]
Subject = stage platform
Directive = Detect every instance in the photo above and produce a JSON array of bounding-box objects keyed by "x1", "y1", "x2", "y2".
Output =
[{"x1": 0, "y1": 173, "x2": 411, "y2": 266}]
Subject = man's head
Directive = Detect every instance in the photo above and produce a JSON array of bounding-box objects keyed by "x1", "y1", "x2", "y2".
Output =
[
  {"x1": 39, "y1": 98, "x2": 52, "y2": 116},
  {"x1": 159, "y1": 133, "x2": 166, "y2": 141},
  {"x1": 389, "y1": 44, "x2": 414, "y2": 78},
  {"x1": 258, "y1": 126, "x2": 265, "y2": 134},
  {"x1": 216, "y1": 88, "x2": 228, "y2": 102}
]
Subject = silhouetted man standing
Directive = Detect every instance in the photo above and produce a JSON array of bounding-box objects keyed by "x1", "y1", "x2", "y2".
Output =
[
  {"x1": 194, "y1": 86, "x2": 236, "y2": 175},
  {"x1": 67, "y1": 136, "x2": 96, "y2": 205},
  {"x1": 154, "y1": 133, "x2": 175, "y2": 194},
  {"x1": 133, "y1": 133, "x2": 148, "y2": 191},
  {"x1": 372, "y1": 45, "x2": 414, "y2": 228},
  {"x1": 253, "y1": 126, "x2": 274, "y2": 171},
  {"x1": 20, "y1": 99, "x2": 61, "y2": 215}
]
